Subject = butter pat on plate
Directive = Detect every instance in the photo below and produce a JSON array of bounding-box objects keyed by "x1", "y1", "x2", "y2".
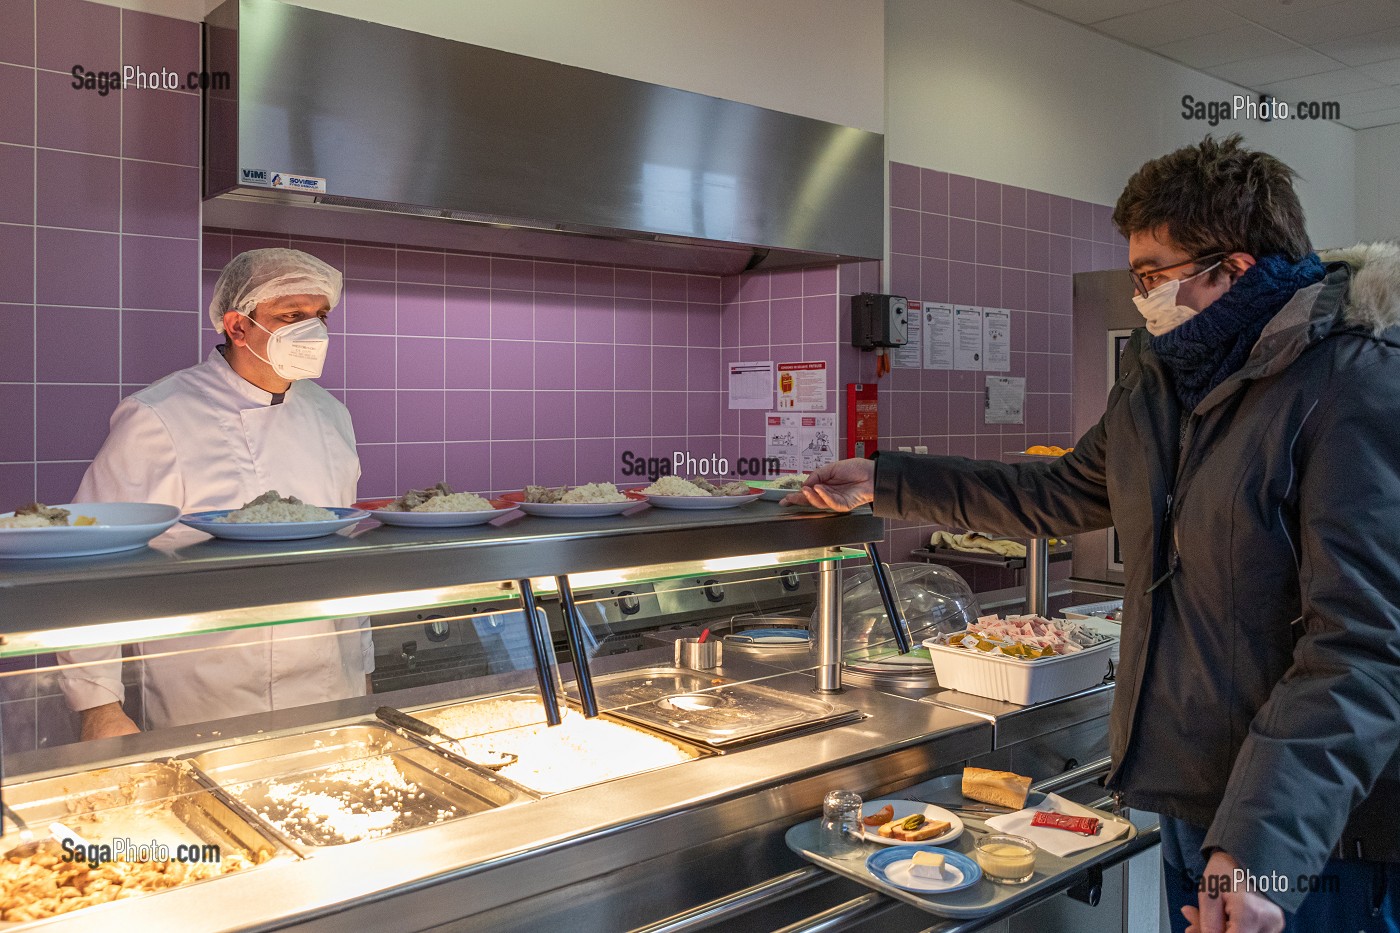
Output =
[{"x1": 909, "y1": 850, "x2": 946, "y2": 880}]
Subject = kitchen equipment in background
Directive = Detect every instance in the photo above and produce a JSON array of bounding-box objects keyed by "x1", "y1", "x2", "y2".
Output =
[
  {"x1": 850, "y1": 293, "x2": 910, "y2": 349},
  {"x1": 674, "y1": 636, "x2": 721, "y2": 670},
  {"x1": 1070, "y1": 270, "x2": 1137, "y2": 591},
  {"x1": 846, "y1": 383, "x2": 879, "y2": 458},
  {"x1": 586, "y1": 667, "x2": 861, "y2": 748},
  {"x1": 830, "y1": 563, "x2": 980, "y2": 690},
  {"x1": 204, "y1": 0, "x2": 882, "y2": 274}
]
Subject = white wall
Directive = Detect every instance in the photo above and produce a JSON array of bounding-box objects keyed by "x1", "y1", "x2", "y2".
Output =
[
  {"x1": 1356, "y1": 125, "x2": 1400, "y2": 243},
  {"x1": 886, "y1": 0, "x2": 1357, "y2": 249}
]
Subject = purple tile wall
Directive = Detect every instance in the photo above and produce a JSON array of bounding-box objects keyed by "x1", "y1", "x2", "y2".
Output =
[
  {"x1": 718, "y1": 265, "x2": 841, "y2": 468},
  {"x1": 0, "y1": 0, "x2": 200, "y2": 753},
  {"x1": 0, "y1": 0, "x2": 201, "y2": 510},
  {"x1": 870, "y1": 162, "x2": 1129, "y2": 593},
  {"x1": 201, "y1": 230, "x2": 726, "y2": 498}
]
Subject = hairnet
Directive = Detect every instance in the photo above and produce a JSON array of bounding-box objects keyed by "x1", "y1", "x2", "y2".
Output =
[{"x1": 208, "y1": 248, "x2": 344, "y2": 333}]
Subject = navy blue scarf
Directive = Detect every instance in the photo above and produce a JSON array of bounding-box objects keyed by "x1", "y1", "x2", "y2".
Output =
[{"x1": 1151, "y1": 252, "x2": 1324, "y2": 411}]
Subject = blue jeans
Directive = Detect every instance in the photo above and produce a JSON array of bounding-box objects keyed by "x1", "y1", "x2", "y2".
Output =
[{"x1": 1160, "y1": 814, "x2": 1400, "y2": 933}]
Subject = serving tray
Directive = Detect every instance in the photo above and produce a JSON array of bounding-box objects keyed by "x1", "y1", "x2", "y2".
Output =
[{"x1": 784, "y1": 774, "x2": 1137, "y2": 919}]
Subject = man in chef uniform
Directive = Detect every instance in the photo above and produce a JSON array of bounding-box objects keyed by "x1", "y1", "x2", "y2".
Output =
[{"x1": 59, "y1": 248, "x2": 373, "y2": 740}]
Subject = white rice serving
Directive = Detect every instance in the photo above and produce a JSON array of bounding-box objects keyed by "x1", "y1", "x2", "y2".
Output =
[
  {"x1": 412, "y1": 492, "x2": 494, "y2": 512},
  {"x1": 559, "y1": 483, "x2": 628, "y2": 504},
  {"x1": 0, "y1": 514, "x2": 55, "y2": 529},
  {"x1": 641, "y1": 476, "x2": 708, "y2": 497},
  {"x1": 217, "y1": 491, "x2": 336, "y2": 523}
]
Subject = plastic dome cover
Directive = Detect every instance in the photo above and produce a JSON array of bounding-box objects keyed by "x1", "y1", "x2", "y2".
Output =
[{"x1": 823, "y1": 563, "x2": 980, "y2": 665}]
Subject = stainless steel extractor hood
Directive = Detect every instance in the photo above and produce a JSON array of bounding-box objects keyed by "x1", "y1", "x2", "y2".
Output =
[{"x1": 203, "y1": 0, "x2": 885, "y2": 274}]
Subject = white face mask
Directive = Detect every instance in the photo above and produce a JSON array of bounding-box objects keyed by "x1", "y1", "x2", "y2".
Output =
[
  {"x1": 239, "y1": 313, "x2": 329, "y2": 380},
  {"x1": 1132, "y1": 261, "x2": 1222, "y2": 336}
]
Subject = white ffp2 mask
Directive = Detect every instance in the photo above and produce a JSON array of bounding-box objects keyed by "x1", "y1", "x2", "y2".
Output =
[
  {"x1": 240, "y1": 313, "x2": 329, "y2": 380},
  {"x1": 1132, "y1": 261, "x2": 1222, "y2": 336}
]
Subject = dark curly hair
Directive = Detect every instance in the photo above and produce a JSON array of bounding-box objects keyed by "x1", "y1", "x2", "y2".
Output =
[{"x1": 1113, "y1": 134, "x2": 1312, "y2": 268}]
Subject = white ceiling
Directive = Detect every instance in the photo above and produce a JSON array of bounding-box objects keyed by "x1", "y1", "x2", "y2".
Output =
[{"x1": 1019, "y1": 0, "x2": 1400, "y2": 128}]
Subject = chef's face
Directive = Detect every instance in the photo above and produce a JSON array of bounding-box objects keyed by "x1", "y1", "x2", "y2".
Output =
[
  {"x1": 1127, "y1": 226, "x2": 1253, "y2": 311},
  {"x1": 223, "y1": 294, "x2": 331, "y2": 355}
]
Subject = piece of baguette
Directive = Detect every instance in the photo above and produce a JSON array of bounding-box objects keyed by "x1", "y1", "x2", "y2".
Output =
[{"x1": 962, "y1": 766, "x2": 1032, "y2": 809}]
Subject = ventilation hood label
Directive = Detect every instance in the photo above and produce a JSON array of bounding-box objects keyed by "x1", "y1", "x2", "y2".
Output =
[{"x1": 240, "y1": 169, "x2": 327, "y2": 193}]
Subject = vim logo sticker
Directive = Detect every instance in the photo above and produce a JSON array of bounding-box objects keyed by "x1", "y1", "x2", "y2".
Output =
[{"x1": 240, "y1": 168, "x2": 270, "y2": 187}]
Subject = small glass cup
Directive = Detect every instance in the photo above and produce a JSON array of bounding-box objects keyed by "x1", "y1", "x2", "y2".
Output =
[
  {"x1": 975, "y1": 834, "x2": 1038, "y2": 884},
  {"x1": 818, "y1": 789, "x2": 865, "y2": 859}
]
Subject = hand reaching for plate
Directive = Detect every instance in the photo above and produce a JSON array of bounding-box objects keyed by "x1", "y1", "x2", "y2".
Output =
[{"x1": 781, "y1": 458, "x2": 875, "y2": 512}]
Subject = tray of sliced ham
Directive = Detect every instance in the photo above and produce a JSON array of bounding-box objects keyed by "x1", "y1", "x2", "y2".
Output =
[{"x1": 924, "y1": 615, "x2": 1116, "y2": 705}]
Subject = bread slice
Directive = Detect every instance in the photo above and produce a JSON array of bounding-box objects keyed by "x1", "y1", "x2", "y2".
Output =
[
  {"x1": 962, "y1": 767, "x2": 1032, "y2": 809},
  {"x1": 892, "y1": 819, "x2": 950, "y2": 842}
]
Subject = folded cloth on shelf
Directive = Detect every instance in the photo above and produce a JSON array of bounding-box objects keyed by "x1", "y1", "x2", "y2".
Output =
[
  {"x1": 929, "y1": 531, "x2": 1026, "y2": 557},
  {"x1": 984, "y1": 792, "x2": 1130, "y2": 857}
]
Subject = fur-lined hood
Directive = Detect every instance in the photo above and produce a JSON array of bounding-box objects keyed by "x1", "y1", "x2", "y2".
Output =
[{"x1": 1320, "y1": 242, "x2": 1400, "y2": 335}]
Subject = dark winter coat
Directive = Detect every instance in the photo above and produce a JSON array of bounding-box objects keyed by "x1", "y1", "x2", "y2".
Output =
[{"x1": 874, "y1": 243, "x2": 1400, "y2": 912}]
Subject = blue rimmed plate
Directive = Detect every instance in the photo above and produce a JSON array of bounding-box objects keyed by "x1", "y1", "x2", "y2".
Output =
[
  {"x1": 866, "y1": 845, "x2": 981, "y2": 894},
  {"x1": 180, "y1": 507, "x2": 368, "y2": 541}
]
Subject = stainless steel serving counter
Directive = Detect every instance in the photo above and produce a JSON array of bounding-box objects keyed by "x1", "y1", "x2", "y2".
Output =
[
  {"x1": 0, "y1": 504, "x2": 1154, "y2": 932},
  {"x1": 4, "y1": 652, "x2": 993, "y2": 933}
]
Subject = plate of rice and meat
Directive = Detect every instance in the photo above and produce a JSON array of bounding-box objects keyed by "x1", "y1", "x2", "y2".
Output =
[
  {"x1": 638, "y1": 476, "x2": 762, "y2": 509},
  {"x1": 356, "y1": 482, "x2": 519, "y2": 527},
  {"x1": 499, "y1": 483, "x2": 648, "y2": 517},
  {"x1": 180, "y1": 490, "x2": 368, "y2": 541},
  {"x1": 0, "y1": 502, "x2": 181, "y2": 559},
  {"x1": 746, "y1": 474, "x2": 810, "y2": 501}
]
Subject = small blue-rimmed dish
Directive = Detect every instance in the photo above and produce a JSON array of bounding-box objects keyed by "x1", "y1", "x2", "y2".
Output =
[{"x1": 865, "y1": 845, "x2": 981, "y2": 894}]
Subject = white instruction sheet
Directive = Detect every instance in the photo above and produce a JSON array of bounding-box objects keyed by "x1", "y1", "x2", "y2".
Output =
[
  {"x1": 798, "y1": 413, "x2": 837, "y2": 471},
  {"x1": 765, "y1": 412, "x2": 801, "y2": 471},
  {"x1": 954, "y1": 306, "x2": 984, "y2": 370},
  {"x1": 922, "y1": 303, "x2": 954, "y2": 370},
  {"x1": 985, "y1": 375, "x2": 1026, "y2": 424},
  {"x1": 729, "y1": 360, "x2": 774, "y2": 409},
  {"x1": 983, "y1": 308, "x2": 1011, "y2": 372}
]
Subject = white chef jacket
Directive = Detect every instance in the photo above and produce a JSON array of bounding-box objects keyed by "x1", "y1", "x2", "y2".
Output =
[{"x1": 58, "y1": 349, "x2": 374, "y2": 730}]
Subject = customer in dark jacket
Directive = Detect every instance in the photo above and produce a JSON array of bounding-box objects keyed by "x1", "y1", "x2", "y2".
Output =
[{"x1": 787, "y1": 136, "x2": 1400, "y2": 933}]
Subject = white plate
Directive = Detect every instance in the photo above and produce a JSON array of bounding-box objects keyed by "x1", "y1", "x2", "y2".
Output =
[
  {"x1": 0, "y1": 503, "x2": 181, "y2": 559},
  {"x1": 644, "y1": 491, "x2": 762, "y2": 510},
  {"x1": 499, "y1": 490, "x2": 648, "y2": 518},
  {"x1": 180, "y1": 507, "x2": 368, "y2": 540},
  {"x1": 861, "y1": 799, "x2": 964, "y2": 847},
  {"x1": 866, "y1": 846, "x2": 982, "y2": 894},
  {"x1": 881, "y1": 857, "x2": 968, "y2": 892},
  {"x1": 355, "y1": 497, "x2": 519, "y2": 527},
  {"x1": 747, "y1": 479, "x2": 808, "y2": 501}
]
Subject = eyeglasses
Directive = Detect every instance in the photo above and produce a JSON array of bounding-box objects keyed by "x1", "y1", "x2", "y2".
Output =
[{"x1": 1130, "y1": 252, "x2": 1227, "y2": 297}]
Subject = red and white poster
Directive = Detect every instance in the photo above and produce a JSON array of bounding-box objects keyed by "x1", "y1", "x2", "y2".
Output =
[{"x1": 776, "y1": 360, "x2": 827, "y2": 410}]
